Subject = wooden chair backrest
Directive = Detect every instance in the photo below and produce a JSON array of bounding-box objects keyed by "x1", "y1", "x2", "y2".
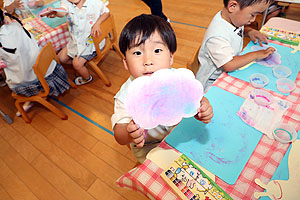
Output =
[
  {"x1": 32, "y1": 42, "x2": 59, "y2": 96},
  {"x1": 92, "y1": 14, "x2": 119, "y2": 63},
  {"x1": 187, "y1": 45, "x2": 201, "y2": 76}
]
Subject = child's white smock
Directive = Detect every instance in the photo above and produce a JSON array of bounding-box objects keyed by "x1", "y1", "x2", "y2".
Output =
[
  {"x1": 195, "y1": 11, "x2": 244, "y2": 91},
  {"x1": 60, "y1": 0, "x2": 109, "y2": 57},
  {"x1": 0, "y1": 22, "x2": 55, "y2": 89},
  {"x1": 111, "y1": 76, "x2": 175, "y2": 163}
]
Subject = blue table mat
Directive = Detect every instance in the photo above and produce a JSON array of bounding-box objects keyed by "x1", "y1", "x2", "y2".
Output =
[
  {"x1": 229, "y1": 41, "x2": 300, "y2": 95},
  {"x1": 165, "y1": 86, "x2": 262, "y2": 185},
  {"x1": 31, "y1": 0, "x2": 66, "y2": 28}
]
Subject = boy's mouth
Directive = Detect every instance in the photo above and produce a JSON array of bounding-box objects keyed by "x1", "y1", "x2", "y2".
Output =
[{"x1": 143, "y1": 72, "x2": 154, "y2": 76}]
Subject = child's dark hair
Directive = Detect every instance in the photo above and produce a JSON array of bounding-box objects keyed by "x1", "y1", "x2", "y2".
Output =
[
  {"x1": 223, "y1": 0, "x2": 274, "y2": 9},
  {"x1": 119, "y1": 14, "x2": 177, "y2": 56}
]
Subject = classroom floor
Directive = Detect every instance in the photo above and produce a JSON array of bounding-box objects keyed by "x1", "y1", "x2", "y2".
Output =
[{"x1": 0, "y1": 0, "x2": 299, "y2": 199}]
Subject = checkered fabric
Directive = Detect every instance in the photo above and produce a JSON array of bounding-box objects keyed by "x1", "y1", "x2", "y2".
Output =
[
  {"x1": 116, "y1": 71, "x2": 300, "y2": 200},
  {"x1": 28, "y1": 17, "x2": 70, "y2": 51}
]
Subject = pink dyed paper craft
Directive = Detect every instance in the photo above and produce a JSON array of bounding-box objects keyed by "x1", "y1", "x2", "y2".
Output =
[
  {"x1": 251, "y1": 44, "x2": 281, "y2": 67},
  {"x1": 125, "y1": 68, "x2": 204, "y2": 129}
]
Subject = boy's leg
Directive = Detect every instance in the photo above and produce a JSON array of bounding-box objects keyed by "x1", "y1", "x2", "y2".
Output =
[
  {"x1": 142, "y1": 0, "x2": 168, "y2": 21},
  {"x1": 72, "y1": 56, "x2": 93, "y2": 86},
  {"x1": 72, "y1": 56, "x2": 89, "y2": 79},
  {"x1": 58, "y1": 47, "x2": 72, "y2": 65}
]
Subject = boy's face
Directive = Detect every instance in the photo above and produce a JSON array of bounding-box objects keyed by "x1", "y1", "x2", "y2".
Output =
[
  {"x1": 123, "y1": 30, "x2": 174, "y2": 79},
  {"x1": 228, "y1": 0, "x2": 269, "y2": 27}
]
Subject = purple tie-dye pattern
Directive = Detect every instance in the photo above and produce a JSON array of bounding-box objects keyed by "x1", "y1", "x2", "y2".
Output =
[
  {"x1": 251, "y1": 44, "x2": 281, "y2": 67},
  {"x1": 125, "y1": 68, "x2": 204, "y2": 129}
]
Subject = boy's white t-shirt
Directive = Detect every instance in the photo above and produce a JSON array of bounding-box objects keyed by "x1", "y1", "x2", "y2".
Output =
[
  {"x1": 195, "y1": 11, "x2": 244, "y2": 91},
  {"x1": 0, "y1": 22, "x2": 56, "y2": 88},
  {"x1": 60, "y1": 0, "x2": 109, "y2": 57},
  {"x1": 111, "y1": 76, "x2": 175, "y2": 163}
]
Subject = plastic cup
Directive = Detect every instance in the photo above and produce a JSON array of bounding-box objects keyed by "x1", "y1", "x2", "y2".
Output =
[
  {"x1": 272, "y1": 123, "x2": 297, "y2": 143},
  {"x1": 272, "y1": 65, "x2": 291, "y2": 78},
  {"x1": 276, "y1": 78, "x2": 296, "y2": 94},
  {"x1": 250, "y1": 73, "x2": 269, "y2": 88}
]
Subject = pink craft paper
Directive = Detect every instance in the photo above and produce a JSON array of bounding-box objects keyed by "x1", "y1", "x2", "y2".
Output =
[
  {"x1": 125, "y1": 68, "x2": 204, "y2": 129},
  {"x1": 251, "y1": 44, "x2": 281, "y2": 67}
]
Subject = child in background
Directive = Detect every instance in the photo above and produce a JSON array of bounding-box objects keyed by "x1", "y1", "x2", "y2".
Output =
[
  {"x1": 41, "y1": 0, "x2": 110, "y2": 86},
  {"x1": 4, "y1": 0, "x2": 44, "y2": 15},
  {"x1": 195, "y1": 0, "x2": 276, "y2": 91},
  {"x1": 111, "y1": 14, "x2": 213, "y2": 163},
  {"x1": 141, "y1": 0, "x2": 168, "y2": 21},
  {"x1": 0, "y1": 9, "x2": 70, "y2": 115}
]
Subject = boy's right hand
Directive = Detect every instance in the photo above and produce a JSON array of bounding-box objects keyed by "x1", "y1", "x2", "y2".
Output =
[
  {"x1": 256, "y1": 47, "x2": 276, "y2": 61},
  {"x1": 127, "y1": 120, "x2": 146, "y2": 148}
]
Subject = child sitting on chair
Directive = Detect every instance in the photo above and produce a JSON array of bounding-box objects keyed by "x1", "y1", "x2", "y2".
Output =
[
  {"x1": 41, "y1": 0, "x2": 110, "y2": 86},
  {"x1": 0, "y1": 9, "x2": 70, "y2": 116},
  {"x1": 111, "y1": 14, "x2": 214, "y2": 163},
  {"x1": 195, "y1": 0, "x2": 276, "y2": 91}
]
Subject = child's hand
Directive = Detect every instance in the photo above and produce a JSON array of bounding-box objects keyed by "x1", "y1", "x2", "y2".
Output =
[
  {"x1": 39, "y1": 7, "x2": 57, "y2": 18},
  {"x1": 127, "y1": 120, "x2": 146, "y2": 148},
  {"x1": 13, "y1": 0, "x2": 24, "y2": 10},
  {"x1": 91, "y1": 24, "x2": 101, "y2": 38},
  {"x1": 248, "y1": 29, "x2": 268, "y2": 46},
  {"x1": 194, "y1": 97, "x2": 213, "y2": 124},
  {"x1": 256, "y1": 47, "x2": 276, "y2": 60}
]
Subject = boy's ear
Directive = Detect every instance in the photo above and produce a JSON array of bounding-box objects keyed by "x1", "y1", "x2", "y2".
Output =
[
  {"x1": 227, "y1": 0, "x2": 239, "y2": 13},
  {"x1": 169, "y1": 53, "x2": 174, "y2": 66},
  {"x1": 122, "y1": 58, "x2": 129, "y2": 70}
]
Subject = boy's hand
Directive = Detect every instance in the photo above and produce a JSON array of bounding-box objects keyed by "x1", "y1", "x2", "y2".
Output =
[
  {"x1": 248, "y1": 29, "x2": 268, "y2": 47},
  {"x1": 39, "y1": 7, "x2": 57, "y2": 18},
  {"x1": 256, "y1": 47, "x2": 276, "y2": 60},
  {"x1": 127, "y1": 120, "x2": 146, "y2": 148},
  {"x1": 13, "y1": 0, "x2": 24, "y2": 10},
  {"x1": 91, "y1": 24, "x2": 102, "y2": 37},
  {"x1": 195, "y1": 97, "x2": 213, "y2": 124}
]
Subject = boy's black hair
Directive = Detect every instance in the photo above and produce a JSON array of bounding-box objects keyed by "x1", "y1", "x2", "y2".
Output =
[
  {"x1": 119, "y1": 14, "x2": 177, "y2": 56},
  {"x1": 0, "y1": 9, "x2": 31, "y2": 54},
  {"x1": 223, "y1": 0, "x2": 274, "y2": 9}
]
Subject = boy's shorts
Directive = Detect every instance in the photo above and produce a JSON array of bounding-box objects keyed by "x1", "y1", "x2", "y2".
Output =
[{"x1": 80, "y1": 51, "x2": 97, "y2": 61}]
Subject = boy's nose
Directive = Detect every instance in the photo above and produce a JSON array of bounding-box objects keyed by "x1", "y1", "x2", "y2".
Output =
[{"x1": 144, "y1": 54, "x2": 154, "y2": 66}]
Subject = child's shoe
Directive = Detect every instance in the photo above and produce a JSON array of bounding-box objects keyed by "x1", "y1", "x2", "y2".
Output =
[
  {"x1": 16, "y1": 101, "x2": 34, "y2": 117},
  {"x1": 74, "y1": 75, "x2": 93, "y2": 86}
]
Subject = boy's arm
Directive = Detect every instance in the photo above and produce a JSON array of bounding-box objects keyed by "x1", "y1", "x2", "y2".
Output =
[
  {"x1": 244, "y1": 26, "x2": 268, "y2": 46},
  {"x1": 91, "y1": 12, "x2": 110, "y2": 37},
  {"x1": 222, "y1": 47, "x2": 275, "y2": 72}
]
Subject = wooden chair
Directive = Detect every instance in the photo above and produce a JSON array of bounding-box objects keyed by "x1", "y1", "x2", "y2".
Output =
[
  {"x1": 186, "y1": 45, "x2": 201, "y2": 76},
  {"x1": 87, "y1": 14, "x2": 124, "y2": 87},
  {"x1": 12, "y1": 42, "x2": 76, "y2": 123}
]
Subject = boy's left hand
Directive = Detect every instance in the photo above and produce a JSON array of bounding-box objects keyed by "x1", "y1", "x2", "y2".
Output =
[
  {"x1": 248, "y1": 29, "x2": 268, "y2": 46},
  {"x1": 91, "y1": 24, "x2": 102, "y2": 38},
  {"x1": 194, "y1": 97, "x2": 213, "y2": 124}
]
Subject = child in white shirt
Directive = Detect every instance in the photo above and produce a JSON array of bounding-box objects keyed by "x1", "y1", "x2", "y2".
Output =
[
  {"x1": 196, "y1": 0, "x2": 276, "y2": 91},
  {"x1": 0, "y1": 9, "x2": 70, "y2": 115},
  {"x1": 112, "y1": 14, "x2": 214, "y2": 163},
  {"x1": 41, "y1": 0, "x2": 110, "y2": 86}
]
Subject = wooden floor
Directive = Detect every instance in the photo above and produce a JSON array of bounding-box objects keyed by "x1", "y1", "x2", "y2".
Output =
[{"x1": 0, "y1": 1, "x2": 299, "y2": 199}]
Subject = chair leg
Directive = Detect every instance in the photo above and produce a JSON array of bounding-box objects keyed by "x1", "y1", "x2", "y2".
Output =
[
  {"x1": 15, "y1": 101, "x2": 31, "y2": 123},
  {"x1": 39, "y1": 100, "x2": 68, "y2": 120},
  {"x1": 88, "y1": 61, "x2": 111, "y2": 87},
  {"x1": 68, "y1": 78, "x2": 77, "y2": 89},
  {"x1": 112, "y1": 43, "x2": 124, "y2": 60}
]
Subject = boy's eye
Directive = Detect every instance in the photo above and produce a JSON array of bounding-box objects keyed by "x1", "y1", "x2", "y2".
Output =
[
  {"x1": 133, "y1": 51, "x2": 142, "y2": 55},
  {"x1": 154, "y1": 49, "x2": 162, "y2": 53}
]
